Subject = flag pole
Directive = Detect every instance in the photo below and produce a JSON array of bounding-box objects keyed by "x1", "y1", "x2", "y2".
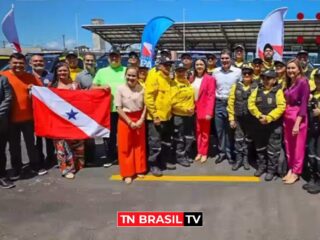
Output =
[{"x1": 183, "y1": 8, "x2": 186, "y2": 52}]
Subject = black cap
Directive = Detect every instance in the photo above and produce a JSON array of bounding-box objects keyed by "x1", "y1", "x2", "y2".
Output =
[
  {"x1": 242, "y1": 64, "x2": 253, "y2": 73},
  {"x1": 234, "y1": 44, "x2": 245, "y2": 51},
  {"x1": 274, "y1": 60, "x2": 286, "y2": 67},
  {"x1": 128, "y1": 51, "x2": 139, "y2": 58},
  {"x1": 66, "y1": 51, "x2": 77, "y2": 58},
  {"x1": 206, "y1": 53, "x2": 216, "y2": 59},
  {"x1": 261, "y1": 69, "x2": 277, "y2": 78},
  {"x1": 180, "y1": 52, "x2": 192, "y2": 59},
  {"x1": 263, "y1": 43, "x2": 273, "y2": 51},
  {"x1": 139, "y1": 64, "x2": 149, "y2": 70},
  {"x1": 160, "y1": 49, "x2": 170, "y2": 56},
  {"x1": 109, "y1": 47, "x2": 121, "y2": 56},
  {"x1": 297, "y1": 49, "x2": 308, "y2": 56},
  {"x1": 159, "y1": 56, "x2": 174, "y2": 65},
  {"x1": 174, "y1": 61, "x2": 187, "y2": 71},
  {"x1": 252, "y1": 58, "x2": 263, "y2": 64}
]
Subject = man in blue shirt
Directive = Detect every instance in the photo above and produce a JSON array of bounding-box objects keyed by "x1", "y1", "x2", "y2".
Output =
[{"x1": 213, "y1": 49, "x2": 242, "y2": 165}]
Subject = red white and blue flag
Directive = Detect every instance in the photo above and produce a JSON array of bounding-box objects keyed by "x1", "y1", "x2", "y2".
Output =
[
  {"x1": 256, "y1": 7, "x2": 288, "y2": 61},
  {"x1": 1, "y1": 5, "x2": 21, "y2": 53},
  {"x1": 31, "y1": 87, "x2": 110, "y2": 139}
]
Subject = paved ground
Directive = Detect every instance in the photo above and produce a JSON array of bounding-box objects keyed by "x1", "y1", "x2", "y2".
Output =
[{"x1": 1, "y1": 141, "x2": 320, "y2": 240}]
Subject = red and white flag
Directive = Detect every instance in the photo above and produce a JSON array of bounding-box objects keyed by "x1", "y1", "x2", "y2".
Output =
[
  {"x1": 1, "y1": 5, "x2": 21, "y2": 53},
  {"x1": 256, "y1": 7, "x2": 288, "y2": 61},
  {"x1": 32, "y1": 87, "x2": 110, "y2": 140}
]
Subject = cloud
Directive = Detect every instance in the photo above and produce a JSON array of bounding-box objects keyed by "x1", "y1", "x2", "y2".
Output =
[{"x1": 44, "y1": 38, "x2": 77, "y2": 50}]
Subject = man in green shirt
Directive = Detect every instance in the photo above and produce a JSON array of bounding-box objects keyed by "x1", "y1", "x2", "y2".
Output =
[{"x1": 92, "y1": 47, "x2": 126, "y2": 167}]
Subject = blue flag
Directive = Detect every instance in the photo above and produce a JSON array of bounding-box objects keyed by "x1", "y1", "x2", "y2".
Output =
[{"x1": 140, "y1": 16, "x2": 174, "y2": 69}]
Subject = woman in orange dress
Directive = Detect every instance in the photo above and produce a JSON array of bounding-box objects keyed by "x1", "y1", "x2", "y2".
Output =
[
  {"x1": 50, "y1": 62, "x2": 85, "y2": 179},
  {"x1": 115, "y1": 66, "x2": 147, "y2": 184}
]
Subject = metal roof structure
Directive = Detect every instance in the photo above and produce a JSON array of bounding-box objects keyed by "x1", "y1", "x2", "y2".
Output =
[{"x1": 82, "y1": 19, "x2": 320, "y2": 52}]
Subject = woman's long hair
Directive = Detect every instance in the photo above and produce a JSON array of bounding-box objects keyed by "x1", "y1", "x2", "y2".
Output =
[
  {"x1": 285, "y1": 58, "x2": 304, "y2": 88},
  {"x1": 50, "y1": 62, "x2": 71, "y2": 88},
  {"x1": 191, "y1": 58, "x2": 207, "y2": 83}
]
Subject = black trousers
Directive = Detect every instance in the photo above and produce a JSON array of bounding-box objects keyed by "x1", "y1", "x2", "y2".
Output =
[
  {"x1": 8, "y1": 121, "x2": 40, "y2": 172},
  {"x1": 251, "y1": 121, "x2": 282, "y2": 174},
  {"x1": 85, "y1": 138, "x2": 96, "y2": 163},
  {"x1": 307, "y1": 131, "x2": 320, "y2": 177},
  {"x1": 0, "y1": 117, "x2": 8, "y2": 178},
  {"x1": 234, "y1": 115, "x2": 254, "y2": 163},
  {"x1": 103, "y1": 112, "x2": 118, "y2": 163},
  {"x1": 172, "y1": 115, "x2": 195, "y2": 162},
  {"x1": 147, "y1": 120, "x2": 173, "y2": 168},
  {"x1": 36, "y1": 137, "x2": 55, "y2": 165}
]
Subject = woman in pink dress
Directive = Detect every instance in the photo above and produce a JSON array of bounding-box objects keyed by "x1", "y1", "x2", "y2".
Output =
[{"x1": 283, "y1": 58, "x2": 310, "y2": 184}]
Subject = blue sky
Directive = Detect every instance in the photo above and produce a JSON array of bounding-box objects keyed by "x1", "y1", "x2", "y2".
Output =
[{"x1": 0, "y1": 0, "x2": 319, "y2": 50}]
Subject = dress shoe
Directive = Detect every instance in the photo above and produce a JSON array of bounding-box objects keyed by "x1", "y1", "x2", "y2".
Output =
[
  {"x1": 232, "y1": 162, "x2": 242, "y2": 171},
  {"x1": 214, "y1": 155, "x2": 224, "y2": 164},
  {"x1": 284, "y1": 173, "x2": 299, "y2": 184},
  {"x1": 264, "y1": 173, "x2": 275, "y2": 181},
  {"x1": 187, "y1": 157, "x2": 194, "y2": 163},
  {"x1": 150, "y1": 167, "x2": 163, "y2": 177},
  {"x1": 254, "y1": 168, "x2": 265, "y2": 177}
]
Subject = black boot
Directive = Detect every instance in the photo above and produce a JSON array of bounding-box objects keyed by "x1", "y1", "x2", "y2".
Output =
[
  {"x1": 265, "y1": 172, "x2": 275, "y2": 181},
  {"x1": 232, "y1": 154, "x2": 242, "y2": 171},
  {"x1": 307, "y1": 181, "x2": 320, "y2": 194},
  {"x1": 243, "y1": 157, "x2": 250, "y2": 170},
  {"x1": 254, "y1": 168, "x2": 266, "y2": 177},
  {"x1": 302, "y1": 176, "x2": 316, "y2": 190}
]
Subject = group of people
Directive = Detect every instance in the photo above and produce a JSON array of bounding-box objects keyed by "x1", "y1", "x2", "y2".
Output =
[{"x1": 0, "y1": 43, "x2": 319, "y2": 195}]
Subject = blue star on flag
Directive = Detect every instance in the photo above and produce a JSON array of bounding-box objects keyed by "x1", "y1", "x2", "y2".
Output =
[{"x1": 66, "y1": 109, "x2": 78, "y2": 120}]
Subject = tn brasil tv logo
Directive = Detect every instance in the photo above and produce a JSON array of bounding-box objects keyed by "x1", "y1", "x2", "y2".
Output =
[{"x1": 117, "y1": 211, "x2": 203, "y2": 227}]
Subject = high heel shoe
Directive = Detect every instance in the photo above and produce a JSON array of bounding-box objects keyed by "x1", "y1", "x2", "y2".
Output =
[
  {"x1": 195, "y1": 154, "x2": 201, "y2": 161},
  {"x1": 284, "y1": 173, "x2": 299, "y2": 184},
  {"x1": 282, "y1": 169, "x2": 292, "y2": 181},
  {"x1": 200, "y1": 155, "x2": 208, "y2": 164}
]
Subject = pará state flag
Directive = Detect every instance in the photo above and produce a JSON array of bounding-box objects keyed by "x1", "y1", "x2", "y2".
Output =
[{"x1": 32, "y1": 86, "x2": 110, "y2": 139}]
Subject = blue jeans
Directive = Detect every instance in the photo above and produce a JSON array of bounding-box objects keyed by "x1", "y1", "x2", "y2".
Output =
[{"x1": 214, "y1": 99, "x2": 234, "y2": 160}]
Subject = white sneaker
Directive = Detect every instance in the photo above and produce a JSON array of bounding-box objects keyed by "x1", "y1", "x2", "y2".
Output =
[{"x1": 103, "y1": 163, "x2": 112, "y2": 168}]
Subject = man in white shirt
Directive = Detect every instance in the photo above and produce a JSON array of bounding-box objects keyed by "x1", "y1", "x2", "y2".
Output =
[{"x1": 213, "y1": 49, "x2": 242, "y2": 165}]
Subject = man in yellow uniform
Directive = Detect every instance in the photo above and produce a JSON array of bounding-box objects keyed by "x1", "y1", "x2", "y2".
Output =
[
  {"x1": 138, "y1": 65, "x2": 148, "y2": 88},
  {"x1": 65, "y1": 51, "x2": 82, "y2": 81},
  {"x1": 206, "y1": 53, "x2": 217, "y2": 75},
  {"x1": 261, "y1": 43, "x2": 275, "y2": 71},
  {"x1": 171, "y1": 61, "x2": 195, "y2": 167},
  {"x1": 248, "y1": 70, "x2": 286, "y2": 181},
  {"x1": 233, "y1": 44, "x2": 245, "y2": 69},
  {"x1": 227, "y1": 64, "x2": 257, "y2": 171},
  {"x1": 251, "y1": 58, "x2": 263, "y2": 83},
  {"x1": 305, "y1": 69, "x2": 320, "y2": 194},
  {"x1": 145, "y1": 56, "x2": 175, "y2": 176},
  {"x1": 274, "y1": 60, "x2": 287, "y2": 89}
]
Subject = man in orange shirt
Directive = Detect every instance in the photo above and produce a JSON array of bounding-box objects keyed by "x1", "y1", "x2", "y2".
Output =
[{"x1": 1, "y1": 53, "x2": 47, "y2": 180}]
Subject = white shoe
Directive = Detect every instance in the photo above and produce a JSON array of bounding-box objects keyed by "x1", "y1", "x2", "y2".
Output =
[{"x1": 103, "y1": 163, "x2": 112, "y2": 168}]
